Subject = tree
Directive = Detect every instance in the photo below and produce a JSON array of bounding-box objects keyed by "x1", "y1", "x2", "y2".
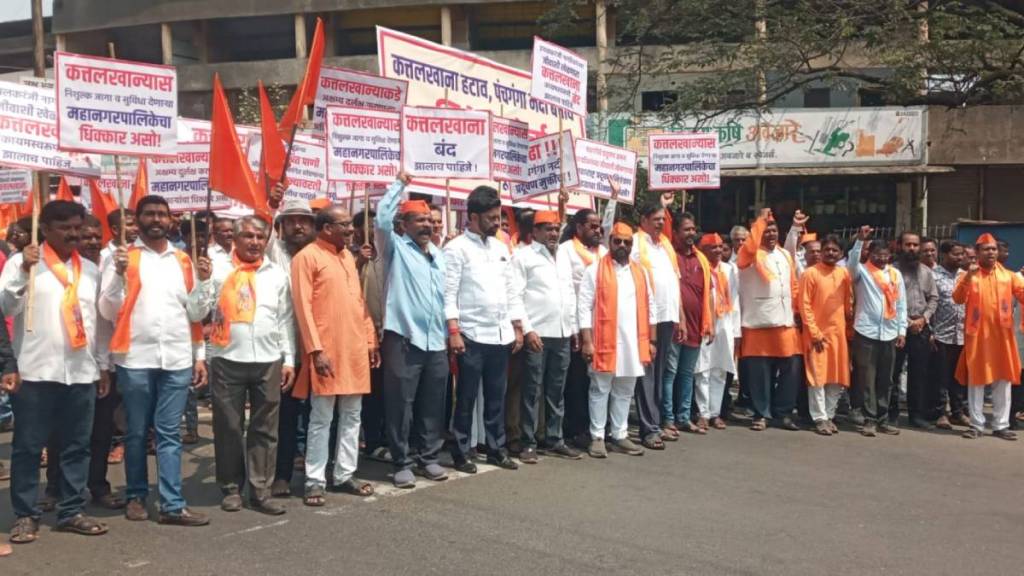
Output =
[
  {"x1": 544, "y1": 0, "x2": 1024, "y2": 121},
  {"x1": 234, "y1": 83, "x2": 291, "y2": 125}
]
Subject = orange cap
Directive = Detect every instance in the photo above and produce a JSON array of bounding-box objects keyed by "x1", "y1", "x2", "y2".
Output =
[
  {"x1": 699, "y1": 233, "x2": 723, "y2": 247},
  {"x1": 976, "y1": 232, "x2": 997, "y2": 246},
  {"x1": 310, "y1": 198, "x2": 330, "y2": 210},
  {"x1": 399, "y1": 200, "x2": 430, "y2": 215},
  {"x1": 611, "y1": 222, "x2": 634, "y2": 239},
  {"x1": 800, "y1": 232, "x2": 818, "y2": 245},
  {"x1": 533, "y1": 210, "x2": 560, "y2": 226}
]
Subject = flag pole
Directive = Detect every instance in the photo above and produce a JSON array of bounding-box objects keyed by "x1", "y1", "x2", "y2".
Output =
[
  {"x1": 557, "y1": 113, "x2": 566, "y2": 224},
  {"x1": 443, "y1": 88, "x2": 452, "y2": 234},
  {"x1": 25, "y1": 174, "x2": 40, "y2": 332},
  {"x1": 203, "y1": 183, "x2": 212, "y2": 259},
  {"x1": 106, "y1": 42, "x2": 127, "y2": 245},
  {"x1": 190, "y1": 213, "x2": 198, "y2": 264}
]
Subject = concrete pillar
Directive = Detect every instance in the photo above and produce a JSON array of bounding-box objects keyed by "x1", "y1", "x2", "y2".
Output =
[
  {"x1": 195, "y1": 21, "x2": 209, "y2": 63},
  {"x1": 441, "y1": 6, "x2": 453, "y2": 46},
  {"x1": 896, "y1": 180, "x2": 913, "y2": 233},
  {"x1": 595, "y1": 0, "x2": 608, "y2": 113},
  {"x1": 160, "y1": 23, "x2": 173, "y2": 65},
  {"x1": 55, "y1": 33, "x2": 66, "y2": 52},
  {"x1": 325, "y1": 13, "x2": 336, "y2": 56},
  {"x1": 294, "y1": 14, "x2": 308, "y2": 58}
]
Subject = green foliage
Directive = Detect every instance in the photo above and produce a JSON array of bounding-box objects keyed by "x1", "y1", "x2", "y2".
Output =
[{"x1": 235, "y1": 83, "x2": 291, "y2": 125}]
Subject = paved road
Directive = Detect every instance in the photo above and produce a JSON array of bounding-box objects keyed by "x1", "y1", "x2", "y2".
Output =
[{"x1": 1, "y1": 416, "x2": 1023, "y2": 576}]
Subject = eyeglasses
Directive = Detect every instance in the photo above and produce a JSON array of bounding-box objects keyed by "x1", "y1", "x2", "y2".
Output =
[{"x1": 611, "y1": 238, "x2": 632, "y2": 246}]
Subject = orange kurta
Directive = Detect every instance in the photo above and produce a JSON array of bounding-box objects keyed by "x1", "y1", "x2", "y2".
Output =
[
  {"x1": 953, "y1": 266, "x2": 1024, "y2": 386},
  {"x1": 737, "y1": 215, "x2": 801, "y2": 358},
  {"x1": 291, "y1": 238, "x2": 377, "y2": 398},
  {"x1": 799, "y1": 263, "x2": 852, "y2": 387}
]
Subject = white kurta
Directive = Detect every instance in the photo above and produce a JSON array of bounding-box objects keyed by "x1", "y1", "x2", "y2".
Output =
[
  {"x1": 696, "y1": 260, "x2": 741, "y2": 374},
  {"x1": 630, "y1": 231, "x2": 680, "y2": 325},
  {"x1": 577, "y1": 259, "x2": 655, "y2": 378}
]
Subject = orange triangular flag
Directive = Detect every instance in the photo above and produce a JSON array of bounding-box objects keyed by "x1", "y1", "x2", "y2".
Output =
[
  {"x1": 56, "y1": 176, "x2": 75, "y2": 202},
  {"x1": 258, "y1": 81, "x2": 287, "y2": 188},
  {"x1": 210, "y1": 74, "x2": 269, "y2": 220},
  {"x1": 88, "y1": 179, "x2": 118, "y2": 244},
  {"x1": 278, "y1": 17, "x2": 324, "y2": 140},
  {"x1": 128, "y1": 158, "x2": 148, "y2": 210},
  {"x1": 17, "y1": 187, "x2": 34, "y2": 218}
]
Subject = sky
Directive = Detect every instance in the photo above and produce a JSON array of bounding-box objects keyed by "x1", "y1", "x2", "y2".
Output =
[{"x1": 0, "y1": 0, "x2": 54, "y2": 24}]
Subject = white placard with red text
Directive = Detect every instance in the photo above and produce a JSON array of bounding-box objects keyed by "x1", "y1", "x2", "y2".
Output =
[
  {"x1": 400, "y1": 106, "x2": 491, "y2": 180},
  {"x1": 530, "y1": 38, "x2": 588, "y2": 117},
  {"x1": 491, "y1": 116, "x2": 530, "y2": 183},
  {"x1": 573, "y1": 138, "x2": 637, "y2": 204},
  {"x1": 325, "y1": 106, "x2": 401, "y2": 184},
  {"x1": 146, "y1": 143, "x2": 230, "y2": 211},
  {"x1": 247, "y1": 135, "x2": 328, "y2": 202},
  {"x1": 0, "y1": 80, "x2": 102, "y2": 177},
  {"x1": 55, "y1": 52, "x2": 177, "y2": 156},
  {"x1": 511, "y1": 130, "x2": 578, "y2": 203},
  {"x1": 647, "y1": 133, "x2": 720, "y2": 190},
  {"x1": 0, "y1": 168, "x2": 31, "y2": 204},
  {"x1": 328, "y1": 181, "x2": 390, "y2": 201},
  {"x1": 313, "y1": 66, "x2": 408, "y2": 133}
]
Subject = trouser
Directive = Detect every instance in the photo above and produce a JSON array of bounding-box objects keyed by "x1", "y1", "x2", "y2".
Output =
[
  {"x1": 968, "y1": 381, "x2": 1011, "y2": 433},
  {"x1": 210, "y1": 358, "x2": 281, "y2": 502},
  {"x1": 796, "y1": 378, "x2": 811, "y2": 421},
  {"x1": 520, "y1": 336, "x2": 571, "y2": 449},
  {"x1": 505, "y1": 349, "x2": 525, "y2": 445},
  {"x1": 892, "y1": 329, "x2": 931, "y2": 420},
  {"x1": 451, "y1": 337, "x2": 510, "y2": 460},
  {"x1": 662, "y1": 342, "x2": 699, "y2": 424},
  {"x1": 45, "y1": 373, "x2": 119, "y2": 499},
  {"x1": 636, "y1": 322, "x2": 674, "y2": 438},
  {"x1": 360, "y1": 366, "x2": 386, "y2": 453},
  {"x1": 305, "y1": 394, "x2": 361, "y2": 488},
  {"x1": 694, "y1": 368, "x2": 728, "y2": 419},
  {"x1": 588, "y1": 372, "x2": 635, "y2": 441},
  {"x1": 851, "y1": 334, "x2": 896, "y2": 424},
  {"x1": 808, "y1": 384, "x2": 844, "y2": 422},
  {"x1": 11, "y1": 381, "x2": 95, "y2": 522},
  {"x1": 562, "y1": 349, "x2": 591, "y2": 442},
  {"x1": 274, "y1": 383, "x2": 310, "y2": 484},
  {"x1": 932, "y1": 341, "x2": 966, "y2": 418},
  {"x1": 118, "y1": 366, "x2": 192, "y2": 513},
  {"x1": 739, "y1": 355, "x2": 802, "y2": 421},
  {"x1": 720, "y1": 372, "x2": 734, "y2": 418},
  {"x1": 381, "y1": 331, "x2": 449, "y2": 472},
  {"x1": 184, "y1": 385, "x2": 199, "y2": 435}
]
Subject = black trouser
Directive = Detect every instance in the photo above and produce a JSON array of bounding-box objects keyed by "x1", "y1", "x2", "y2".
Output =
[
  {"x1": 852, "y1": 333, "x2": 896, "y2": 423},
  {"x1": 739, "y1": 355, "x2": 802, "y2": 421},
  {"x1": 635, "y1": 322, "x2": 674, "y2": 438},
  {"x1": 361, "y1": 365, "x2": 386, "y2": 452},
  {"x1": 562, "y1": 349, "x2": 591, "y2": 443},
  {"x1": 520, "y1": 336, "x2": 571, "y2": 449},
  {"x1": 891, "y1": 328, "x2": 931, "y2": 421},
  {"x1": 274, "y1": 386, "x2": 309, "y2": 484},
  {"x1": 451, "y1": 337, "x2": 510, "y2": 460},
  {"x1": 719, "y1": 372, "x2": 734, "y2": 418},
  {"x1": 932, "y1": 341, "x2": 966, "y2": 418},
  {"x1": 381, "y1": 331, "x2": 449, "y2": 471},
  {"x1": 210, "y1": 358, "x2": 281, "y2": 502}
]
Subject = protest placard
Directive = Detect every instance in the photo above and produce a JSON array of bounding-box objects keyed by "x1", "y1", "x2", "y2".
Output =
[
  {"x1": 147, "y1": 143, "x2": 230, "y2": 211},
  {"x1": 530, "y1": 38, "x2": 588, "y2": 118},
  {"x1": 328, "y1": 181, "x2": 390, "y2": 201},
  {"x1": 401, "y1": 106, "x2": 491, "y2": 180},
  {"x1": 247, "y1": 134, "x2": 328, "y2": 202},
  {"x1": 573, "y1": 139, "x2": 637, "y2": 204},
  {"x1": 313, "y1": 66, "x2": 408, "y2": 133},
  {"x1": 0, "y1": 168, "x2": 31, "y2": 204},
  {"x1": 491, "y1": 116, "x2": 530, "y2": 183},
  {"x1": 0, "y1": 81, "x2": 101, "y2": 177},
  {"x1": 377, "y1": 26, "x2": 590, "y2": 211},
  {"x1": 325, "y1": 106, "x2": 401, "y2": 184},
  {"x1": 647, "y1": 133, "x2": 720, "y2": 190},
  {"x1": 511, "y1": 130, "x2": 578, "y2": 203},
  {"x1": 55, "y1": 52, "x2": 177, "y2": 156}
]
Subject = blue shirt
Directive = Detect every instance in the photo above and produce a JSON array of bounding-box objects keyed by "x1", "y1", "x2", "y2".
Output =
[
  {"x1": 848, "y1": 240, "x2": 908, "y2": 342},
  {"x1": 375, "y1": 180, "x2": 447, "y2": 352}
]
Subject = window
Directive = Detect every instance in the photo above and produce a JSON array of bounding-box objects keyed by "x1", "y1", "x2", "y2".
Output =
[
  {"x1": 206, "y1": 15, "x2": 295, "y2": 63},
  {"x1": 470, "y1": 2, "x2": 593, "y2": 51},
  {"x1": 858, "y1": 88, "x2": 885, "y2": 107},
  {"x1": 803, "y1": 87, "x2": 831, "y2": 108},
  {"x1": 641, "y1": 91, "x2": 677, "y2": 112},
  {"x1": 336, "y1": 7, "x2": 441, "y2": 56}
]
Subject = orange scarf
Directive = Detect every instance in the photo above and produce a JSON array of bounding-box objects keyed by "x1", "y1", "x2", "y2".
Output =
[
  {"x1": 963, "y1": 267, "x2": 1013, "y2": 336},
  {"x1": 210, "y1": 254, "x2": 261, "y2": 347},
  {"x1": 711, "y1": 262, "x2": 732, "y2": 318},
  {"x1": 637, "y1": 231, "x2": 680, "y2": 294},
  {"x1": 592, "y1": 254, "x2": 651, "y2": 373},
  {"x1": 572, "y1": 237, "x2": 597, "y2": 267},
  {"x1": 110, "y1": 247, "x2": 203, "y2": 353},
  {"x1": 865, "y1": 262, "x2": 899, "y2": 320},
  {"x1": 41, "y1": 243, "x2": 87, "y2": 349}
]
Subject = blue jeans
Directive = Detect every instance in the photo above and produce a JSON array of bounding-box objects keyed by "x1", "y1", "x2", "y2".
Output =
[
  {"x1": 118, "y1": 366, "x2": 192, "y2": 513},
  {"x1": 661, "y1": 343, "x2": 699, "y2": 424}
]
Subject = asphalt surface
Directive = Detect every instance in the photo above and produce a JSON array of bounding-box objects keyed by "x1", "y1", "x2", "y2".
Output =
[{"x1": 1, "y1": 413, "x2": 1023, "y2": 576}]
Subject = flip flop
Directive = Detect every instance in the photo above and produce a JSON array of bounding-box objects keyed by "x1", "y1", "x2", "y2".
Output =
[
  {"x1": 56, "y1": 514, "x2": 108, "y2": 536},
  {"x1": 303, "y1": 486, "x2": 326, "y2": 507},
  {"x1": 9, "y1": 518, "x2": 38, "y2": 544},
  {"x1": 333, "y1": 479, "x2": 374, "y2": 497},
  {"x1": 641, "y1": 434, "x2": 665, "y2": 450}
]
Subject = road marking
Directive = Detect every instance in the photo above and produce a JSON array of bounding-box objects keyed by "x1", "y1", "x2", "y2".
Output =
[
  {"x1": 124, "y1": 560, "x2": 151, "y2": 569},
  {"x1": 218, "y1": 519, "x2": 290, "y2": 538}
]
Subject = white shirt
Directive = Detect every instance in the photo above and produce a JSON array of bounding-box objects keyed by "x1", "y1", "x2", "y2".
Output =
[
  {"x1": 512, "y1": 242, "x2": 577, "y2": 339},
  {"x1": 209, "y1": 258, "x2": 295, "y2": 366},
  {"x1": 99, "y1": 240, "x2": 117, "y2": 272},
  {"x1": 0, "y1": 251, "x2": 102, "y2": 384},
  {"x1": 443, "y1": 230, "x2": 523, "y2": 346},
  {"x1": 266, "y1": 239, "x2": 295, "y2": 274},
  {"x1": 696, "y1": 261, "x2": 741, "y2": 375},
  {"x1": 209, "y1": 242, "x2": 234, "y2": 277},
  {"x1": 630, "y1": 231, "x2": 681, "y2": 325},
  {"x1": 99, "y1": 239, "x2": 213, "y2": 370},
  {"x1": 578, "y1": 259, "x2": 656, "y2": 378}
]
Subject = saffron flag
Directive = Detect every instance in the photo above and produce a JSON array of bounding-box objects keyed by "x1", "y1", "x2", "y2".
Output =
[
  {"x1": 128, "y1": 158, "x2": 148, "y2": 210},
  {"x1": 209, "y1": 74, "x2": 269, "y2": 220},
  {"x1": 88, "y1": 179, "x2": 118, "y2": 244},
  {"x1": 56, "y1": 176, "x2": 75, "y2": 202},
  {"x1": 278, "y1": 17, "x2": 324, "y2": 140},
  {"x1": 259, "y1": 81, "x2": 287, "y2": 189}
]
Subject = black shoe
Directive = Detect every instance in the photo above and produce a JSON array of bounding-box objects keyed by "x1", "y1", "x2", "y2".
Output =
[
  {"x1": 519, "y1": 447, "x2": 538, "y2": 464},
  {"x1": 779, "y1": 417, "x2": 801, "y2": 431},
  {"x1": 486, "y1": 453, "x2": 519, "y2": 470},
  {"x1": 540, "y1": 443, "x2": 582, "y2": 460},
  {"x1": 452, "y1": 457, "x2": 477, "y2": 474},
  {"x1": 909, "y1": 417, "x2": 935, "y2": 430},
  {"x1": 848, "y1": 410, "x2": 865, "y2": 427}
]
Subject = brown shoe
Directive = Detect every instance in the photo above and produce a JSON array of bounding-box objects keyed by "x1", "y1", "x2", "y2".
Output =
[
  {"x1": 158, "y1": 507, "x2": 209, "y2": 527},
  {"x1": 125, "y1": 498, "x2": 148, "y2": 521},
  {"x1": 220, "y1": 493, "x2": 242, "y2": 512},
  {"x1": 91, "y1": 493, "x2": 125, "y2": 510},
  {"x1": 935, "y1": 415, "x2": 953, "y2": 430}
]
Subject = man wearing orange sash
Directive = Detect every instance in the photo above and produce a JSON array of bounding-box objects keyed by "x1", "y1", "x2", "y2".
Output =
[
  {"x1": 953, "y1": 233, "x2": 1024, "y2": 440},
  {"x1": 99, "y1": 196, "x2": 213, "y2": 526},
  {"x1": 578, "y1": 223, "x2": 655, "y2": 458},
  {"x1": 848, "y1": 226, "x2": 907, "y2": 437},
  {"x1": 736, "y1": 208, "x2": 802, "y2": 431},
  {"x1": 209, "y1": 216, "x2": 295, "y2": 515},
  {"x1": 693, "y1": 233, "x2": 740, "y2": 430},
  {"x1": 799, "y1": 235, "x2": 852, "y2": 436}
]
